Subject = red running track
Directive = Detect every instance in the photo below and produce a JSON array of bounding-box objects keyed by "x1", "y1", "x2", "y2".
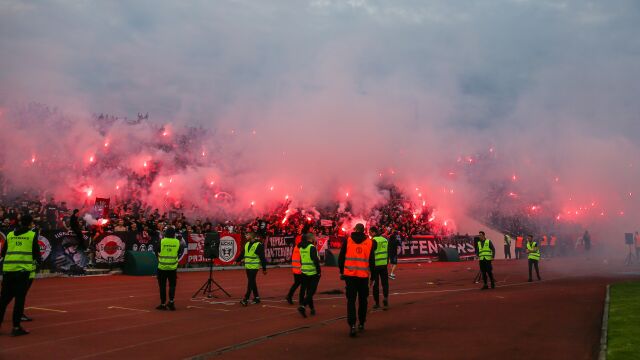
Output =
[{"x1": 0, "y1": 257, "x2": 638, "y2": 360}]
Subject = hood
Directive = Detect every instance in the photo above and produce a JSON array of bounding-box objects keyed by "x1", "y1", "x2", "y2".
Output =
[
  {"x1": 13, "y1": 227, "x2": 32, "y2": 237},
  {"x1": 350, "y1": 232, "x2": 367, "y2": 244}
]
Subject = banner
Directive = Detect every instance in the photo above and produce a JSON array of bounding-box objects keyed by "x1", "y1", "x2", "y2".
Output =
[
  {"x1": 214, "y1": 233, "x2": 241, "y2": 266},
  {"x1": 320, "y1": 219, "x2": 333, "y2": 227},
  {"x1": 397, "y1": 235, "x2": 476, "y2": 259},
  {"x1": 0, "y1": 231, "x2": 5, "y2": 263},
  {"x1": 316, "y1": 235, "x2": 329, "y2": 255},
  {"x1": 94, "y1": 197, "x2": 110, "y2": 218},
  {"x1": 94, "y1": 232, "x2": 126, "y2": 265},
  {"x1": 187, "y1": 232, "x2": 241, "y2": 266},
  {"x1": 42, "y1": 230, "x2": 91, "y2": 273},
  {"x1": 264, "y1": 236, "x2": 295, "y2": 264}
]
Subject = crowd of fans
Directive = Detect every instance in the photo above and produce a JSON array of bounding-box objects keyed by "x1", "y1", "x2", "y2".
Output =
[{"x1": 0, "y1": 185, "x2": 446, "y2": 252}]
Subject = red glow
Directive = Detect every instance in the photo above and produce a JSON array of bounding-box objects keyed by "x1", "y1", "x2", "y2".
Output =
[
  {"x1": 86, "y1": 188, "x2": 93, "y2": 197},
  {"x1": 210, "y1": 180, "x2": 214, "y2": 185},
  {"x1": 509, "y1": 192, "x2": 518, "y2": 197},
  {"x1": 285, "y1": 195, "x2": 289, "y2": 200},
  {"x1": 169, "y1": 177, "x2": 173, "y2": 183},
  {"x1": 554, "y1": 177, "x2": 559, "y2": 182},
  {"x1": 159, "y1": 182, "x2": 164, "y2": 188},
  {"x1": 98, "y1": 219, "x2": 109, "y2": 226},
  {"x1": 89, "y1": 156, "x2": 94, "y2": 163},
  {"x1": 162, "y1": 131, "x2": 168, "y2": 137},
  {"x1": 422, "y1": 200, "x2": 426, "y2": 207},
  {"x1": 345, "y1": 192, "x2": 350, "y2": 197},
  {"x1": 306, "y1": 217, "x2": 312, "y2": 222},
  {"x1": 201, "y1": 151, "x2": 205, "y2": 157},
  {"x1": 269, "y1": 186, "x2": 274, "y2": 191},
  {"x1": 418, "y1": 193, "x2": 422, "y2": 198},
  {"x1": 143, "y1": 161, "x2": 147, "y2": 167},
  {"x1": 619, "y1": 211, "x2": 625, "y2": 216},
  {"x1": 115, "y1": 185, "x2": 120, "y2": 190},
  {"x1": 104, "y1": 142, "x2": 109, "y2": 148},
  {"x1": 511, "y1": 174, "x2": 517, "y2": 181},
  {"x1": 31, "y1": 156, "x2": 36, "y2": 163},
  {"x1": 250, "y1": 201, "x2": 255, "y2": 207}
]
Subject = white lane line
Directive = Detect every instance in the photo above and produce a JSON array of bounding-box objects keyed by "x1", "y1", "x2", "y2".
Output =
[
  {"x1": 107, "y1": 306, "x2": 150, "y2": 313},
  {"x1": 25, "y1": 306, "x2": 68, "y2": 313}
]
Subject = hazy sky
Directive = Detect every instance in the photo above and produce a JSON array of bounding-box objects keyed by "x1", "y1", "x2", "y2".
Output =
[{"x1": 0, "y1": 0, "x2": 638, "y2": 232}]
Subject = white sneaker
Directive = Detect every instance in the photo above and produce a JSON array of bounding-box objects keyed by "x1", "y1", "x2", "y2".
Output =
[{"x1": 389, "y1": 274, "x2": 396, "y2": 280}]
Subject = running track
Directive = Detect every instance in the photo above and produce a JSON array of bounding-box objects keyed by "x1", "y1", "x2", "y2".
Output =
[{"x1": 1, "y1": 257, "x2": 638, "y2": 360}]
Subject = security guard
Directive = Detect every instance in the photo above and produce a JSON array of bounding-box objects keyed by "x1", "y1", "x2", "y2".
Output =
[
  {"x1": 370, "y1": 227, "x2": 389, "y2": 309},
  {"x1": 237, "y1": 232, "x2": 267, "y2": 306},
  {"x1": 286, "y1": 234, "x2": 303, "y2": 305},
  {"x1": 338, "y1": 223, "x2": 376, "y2": 337},
  {"x1": 297, "y1": 233, "x2": 321, "y2": 317},
  {"x1": 503, "y1": 234, "x2": 512, "y2": 260},
  {"x1": 0, "y1": 214, "x2": 41, "y2": 336},
  {"x1": 526, "y1": 235, "x2": 542, "y2": 282},
  {"x1": 476, "y1": 231, "x2": 496, "y2": 290},
  {"x1": 156, "y1": 227, "x2": 181, "y2": 311}
]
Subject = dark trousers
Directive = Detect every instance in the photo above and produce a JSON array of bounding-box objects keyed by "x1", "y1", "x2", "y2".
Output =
[
  {"x1": 0, "y1": 271, "x2": 30, "y2": 327},
  {"x1": 479, "y1": 260, "x2": 495, "y2": 286},
  {"x1": 157, "y1": 269, "x2": 177, "y2": 304},
  {"x1": 504, "y1": 245, "x2": 511, "y2": 259},
  {"x1": 299, "y1": 274, "x2": 320, "y2": 309},
  {"x1": 372, "y1": 265, "x2": 389, "y2": 304},
  {"x1": 23, "y1": 279, "x2": 34, "y2": 316},
  {"x1": 528, "y1": 259, "x2": 541, "y2": 280},
  {"x1": 244, "y1": 269, "x2": 259, "y2": 300},
  {"x1": 345, "y1": 276, "x2": 369, "y2": 326},
  {"x1": 287, "y1": 273, "x2": 303, "y2": 300}
]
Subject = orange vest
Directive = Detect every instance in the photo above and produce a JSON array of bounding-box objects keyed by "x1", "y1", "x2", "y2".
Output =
[
  {"x1": 343, "y1": 237, "x2": 372, "y2": 278},
  {"x1": 516, "y1": 237, "x2": 524, "y2": 248},
  {"x1": 550, "y1": 236, "x2": 557, "y2": 246},
  {"x1": 291, "y1": 235, "x2": 302, "y2": 274},
  {"x1": 541, "y1": 236, "x2": 548, "y2": 246},
  {"x1": 635, "y1": 234, "x2": 640, "y2": 247}
]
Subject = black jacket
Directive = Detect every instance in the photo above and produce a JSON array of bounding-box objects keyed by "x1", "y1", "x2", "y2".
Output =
[
  {"x1": 298, "y1": 240, "x2": 321, "y2": 275},
  {"x1": 338, "y1": 232, "x2": 377, "y2": 276},
  {"x1": 236, "y1": 240, "x2": 267, "y2": 271},
  {"x1": 1, "y1": 227, "x2": 42, "y2": 265}
]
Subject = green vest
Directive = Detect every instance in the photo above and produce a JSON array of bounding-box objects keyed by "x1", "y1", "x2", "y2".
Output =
[
  {"x1": 3, "y1": 230, "x2": 36, "y2": 272},
  {"x1": 478, "y1": 239, "x2": 493, "y2": 261},
  {"x1": 157, "y1": 237, "x2": 180, "y2": 270},
  {"x1": 527, "y1": 241, "x2": 540, "y2": 261},
  {"x1": 299, "y1": 243, "x2": 317, "y2": 276},
  {"x1": 373, "y1": 236, "x2": 389, "y2": 266},
  {"x1": 244, "y1": 242, "x2": 261, "y2": 270}
]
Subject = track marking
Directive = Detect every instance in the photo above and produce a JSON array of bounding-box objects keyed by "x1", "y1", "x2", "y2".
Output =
[
  {"x1": 187, "y1": 305, "x2": 230, "y2": 312},
  {"x1": 107, "y1": 306, "x2": 150, "y2": 313},
  {"x1": 25, "y1": 306, "x2": 68, "y2": 313},
  {"x1": 261, "y1": 305, "x2": 295, "y2": 310}
]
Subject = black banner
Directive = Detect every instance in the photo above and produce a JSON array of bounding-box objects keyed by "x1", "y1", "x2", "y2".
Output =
[{"x1": 264, "y1": 236, "x2": 295, "y2": 264}]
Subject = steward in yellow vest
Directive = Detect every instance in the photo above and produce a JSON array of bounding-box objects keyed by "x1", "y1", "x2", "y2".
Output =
[
  {"x1": 526, "y1": 235, "x2": 542, "y2": 282},
  {"x1": 297, "y1": 233, "x2": 321, "y2": 318},
  {"x1": 476, "y1": 231, "x2": 496, "y2": 290},
  {"x1": 237, "y1": 232, "x2": 267, "y2": 306},
  {"x1": 369, "y1": 227, "x2": 390, "y2": 309},
  {"x1": 0, "y1": 214, "x2": 41, "y2": 336},
  {"x1": 156, "y1": 227, "x2": 182, "y2": 311}
]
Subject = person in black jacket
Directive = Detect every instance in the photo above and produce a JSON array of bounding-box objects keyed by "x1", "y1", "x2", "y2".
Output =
[
  {"x1": 338, "y1": 223, "x2": 376, "y2": 337},
  {"x1": 236, "y1": 232, "x2": 267, "y2": 306},
  {"x1": 297, "y1": 233, "x2": 321, "y2": 318},
  {"x1": 0, "y1": 214, "x2": 42, "y2": 336}
]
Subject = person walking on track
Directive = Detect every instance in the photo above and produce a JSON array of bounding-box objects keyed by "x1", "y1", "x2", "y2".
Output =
[
  {"x1": 0, "y1": 214, "x2": 41, "y2": 336},
  {"x1": 526, "y1": 235, "x2": 542, "y2": 282},
  {"x1": 338, "y1": 223, "x2": 376, "y2": 337},
  {"x1": 297, "y1": 233, "x2": 321, "y2": 317},
  {"x1": 237, "y1": 232, "x2": 267, "y2": 306},
  {"x1": 369, "y1": 227, "x2": 389, "y2": 309},
  {"x1": 503, "y1": 234, "x2": 512, "y2": 260},
  {"x1": 475, "y1": 231, "x2": 496, "y2": 290},
  {"x1": 156, "y1": 227, "x2": 182, "y2": 311},
  {"x1": 286, "y1": 233, "x2": 303, "y2": 305}
]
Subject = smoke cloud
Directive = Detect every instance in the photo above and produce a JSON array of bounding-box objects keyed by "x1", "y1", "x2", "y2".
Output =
[{"x1": 0, "y1": 1, "x2": 638, "y2": 246}]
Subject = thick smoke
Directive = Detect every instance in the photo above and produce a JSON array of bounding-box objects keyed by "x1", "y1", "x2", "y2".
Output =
[{"x1": 0, "y1": 1, "x2": 638, "y2": 247}]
